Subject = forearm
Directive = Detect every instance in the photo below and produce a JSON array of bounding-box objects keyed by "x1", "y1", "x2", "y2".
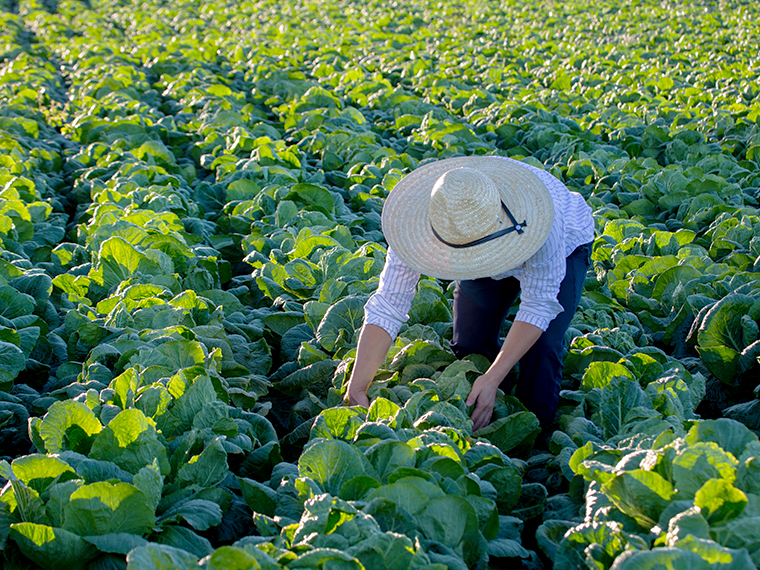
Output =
[
  {"x1": 346, "y1": 323, "x2": 393, "y2": 402},
  {"x1": 485, "y1": 320, "x2": 544, "y2": 383}
]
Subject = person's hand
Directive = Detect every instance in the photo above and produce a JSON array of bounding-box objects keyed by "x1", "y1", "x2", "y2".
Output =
[
  {"x1": 344, "y1": 324, "x2": 392, "y2": 409},
  {"x1": 466, "y1": 373, "x2": 500, "y2": 432},
  {"x1": 347, "y1": 386, "x2": 370, "y2": 408}
]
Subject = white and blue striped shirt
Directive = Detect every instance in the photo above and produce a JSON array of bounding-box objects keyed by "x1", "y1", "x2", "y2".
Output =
[{"x1": 364, "y1": 157, "x2": 595, "y2": 337}]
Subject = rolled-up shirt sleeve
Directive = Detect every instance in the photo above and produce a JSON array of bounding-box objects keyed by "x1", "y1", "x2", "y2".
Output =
[{"x1": 364, "y1": 247, "x2": 420, "y2": 339}]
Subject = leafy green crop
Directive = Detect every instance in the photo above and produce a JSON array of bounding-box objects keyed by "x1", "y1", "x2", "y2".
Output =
[
  {"x1": 550, "y1": 420, "x2": 760, "y2": 568},
  {"x1": 1, "y1": 0, "x2": 760, "y2": 568}
]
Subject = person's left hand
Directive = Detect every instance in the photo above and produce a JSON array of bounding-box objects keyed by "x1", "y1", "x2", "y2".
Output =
[
  {"x1": 466, "y1": 373, "x2": 500, "y2": 432},
  {"x1": 347, "y1": 386, "x2": 370, "y2": 408}
]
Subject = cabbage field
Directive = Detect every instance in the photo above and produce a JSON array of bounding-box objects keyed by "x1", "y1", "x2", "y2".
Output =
[{"x1": 1, "y1": 0, "x2": 760, "y2": 568}]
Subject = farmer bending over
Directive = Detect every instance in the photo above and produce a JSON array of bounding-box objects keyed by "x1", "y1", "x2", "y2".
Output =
[{"x1": 346, "y1": 156, "x2": 594, "y2": 431}]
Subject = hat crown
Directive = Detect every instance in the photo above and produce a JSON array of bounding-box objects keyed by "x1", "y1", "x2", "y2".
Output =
[{"x1": 428, "y1": 168, "x2": 503, "y2": 245}]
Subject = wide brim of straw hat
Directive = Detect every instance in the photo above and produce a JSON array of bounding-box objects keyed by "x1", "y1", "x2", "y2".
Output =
[{"x1": 382, "y1": 156, "x2": 555, "y2": 280}]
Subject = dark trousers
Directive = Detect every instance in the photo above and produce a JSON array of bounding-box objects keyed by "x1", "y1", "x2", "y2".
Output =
[{"x1": 450, "y1": 243, "x2": 592, "y2": 427}]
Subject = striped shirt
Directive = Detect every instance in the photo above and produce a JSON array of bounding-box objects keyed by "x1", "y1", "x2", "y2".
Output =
[{"x1": 364, "y1": 156, "x2": 595, "y2": 338}]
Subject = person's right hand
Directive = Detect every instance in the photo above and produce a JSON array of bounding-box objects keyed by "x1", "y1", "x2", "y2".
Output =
[
  {"x1": 347, "y1": 386, "x2": 370, "y2": 408},
  {"x1": 466, "y1": 372, "x2": 500, "y2": 431}
]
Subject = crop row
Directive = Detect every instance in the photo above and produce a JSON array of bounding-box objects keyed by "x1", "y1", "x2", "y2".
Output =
[{"x1": 0, "y1": 0, "x2": 759, "y2": 569}]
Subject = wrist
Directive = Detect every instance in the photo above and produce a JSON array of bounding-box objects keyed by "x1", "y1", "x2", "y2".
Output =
[
  {"x1": 482, "y1": 365, "x2": 509, "y2": 387},
  {"x1": 347, "y1": 377, "x2": 369, "y2": 396}
]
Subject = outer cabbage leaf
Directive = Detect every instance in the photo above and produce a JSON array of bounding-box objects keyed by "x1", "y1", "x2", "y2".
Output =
[
  {"x1": 672, "y1": 442, "x2": 738, "y2": 499},
  {"x1": 609, "y1": 548, "x2": 713, "y2": 569},
  {"x1": 600, "y1": 470, "x2": 675, "y2": 529},
  {"x1": 473, "y1": 411, "x2": 539, "y2": 455},
  {"x1": 685, "y1": 418, "x2": 759, "y2": 459},
  {"x1": 9, "y1": 522, "x2": 97, "y2": 570},
  {"x1": 126, "y1": 543, "x2": 199, "y2": 570},
  {"x1": 299, "y1": 439, "x2": 376, "y2": 496},
  {"x1": 348, "y1": 532, "x2": 416, "y2": 570},
  {"x1": 38, "y1": 401, "x2": 102, "y2": 455},
  {"x1": 62, "y1": 481, "x2": 155, "y2": 537},
  {"x1": 598, "y1": 376, "x2": 653, "y2": 439},
  {"x1": 554, "y1": 522, "x2": 630, "y2": 570},
  {"x1": 89, "y1": 409, "x2": 170, "y2": 475},
  {"x1": 696, "y1": 294, "x2": 759, "y2": 384},
  {"x1": 316, "y1": 295, "x2": 367, "y2": 352}
]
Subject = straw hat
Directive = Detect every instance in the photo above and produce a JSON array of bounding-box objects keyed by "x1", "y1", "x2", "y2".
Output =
[{"x1": 382, "y1": 156, "x2": 555, "y2": 280}]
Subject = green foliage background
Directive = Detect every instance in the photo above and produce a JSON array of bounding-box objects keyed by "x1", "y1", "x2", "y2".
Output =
[{"x1": 1, "y1": 0, "x2": 760, "y2": 568}]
